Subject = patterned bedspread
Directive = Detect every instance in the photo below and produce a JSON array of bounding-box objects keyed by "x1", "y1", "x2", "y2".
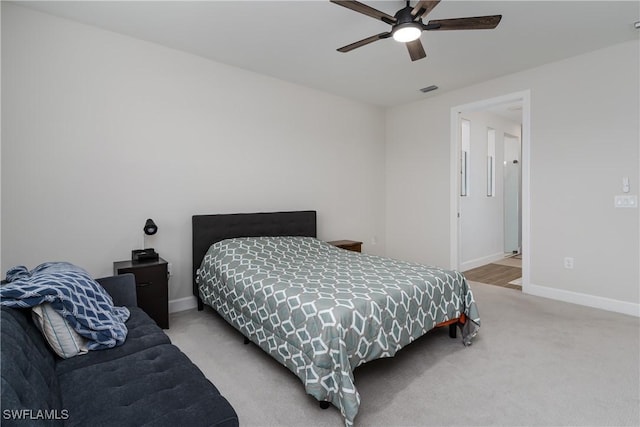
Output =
[{"x1": 197, "y1": 237, "x2": 480, "y2": 426}]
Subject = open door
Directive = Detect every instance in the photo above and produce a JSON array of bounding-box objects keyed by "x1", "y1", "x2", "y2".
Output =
[{"x1": 504, "y1": 133, "x2": 521, "y2": 254}]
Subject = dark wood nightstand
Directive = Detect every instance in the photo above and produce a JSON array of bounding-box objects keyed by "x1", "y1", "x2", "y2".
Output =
[
  {"x1": 328, "y1": 240, "x2": 363, "y2": 253},
  {"x1": 114, "y1": 258, "x2": 169, "y2": 329}
]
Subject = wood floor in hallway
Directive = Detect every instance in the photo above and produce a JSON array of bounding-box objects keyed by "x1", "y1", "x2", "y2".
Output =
[{"x1": 463, "y1": 262, "x2": 522, "y2": 290}]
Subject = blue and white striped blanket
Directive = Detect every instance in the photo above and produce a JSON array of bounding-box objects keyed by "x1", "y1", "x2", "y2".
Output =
[{"x1": 0, "y1": 262, "x2": 129, "y2": 350}]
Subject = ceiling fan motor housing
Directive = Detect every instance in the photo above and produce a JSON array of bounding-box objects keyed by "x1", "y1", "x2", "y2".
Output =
[{"x1": 395, "y1": 6, "x2": 418, "y2": 26}]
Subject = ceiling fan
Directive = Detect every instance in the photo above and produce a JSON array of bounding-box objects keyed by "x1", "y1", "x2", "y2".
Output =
[{"x1": 331, "y1": 0, "x2": 502, "y2": 61}]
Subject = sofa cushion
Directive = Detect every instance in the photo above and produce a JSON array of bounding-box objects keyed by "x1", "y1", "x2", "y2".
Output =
[
  {"x1": 0, "y1": 307, "x2": 62, "y2": 419},
  {"x1": 58, "y1": 344, "x2": 238, "y2": 427},
  {"x1": 55, "y1": 307, "x2": 171, "y2": 375}
]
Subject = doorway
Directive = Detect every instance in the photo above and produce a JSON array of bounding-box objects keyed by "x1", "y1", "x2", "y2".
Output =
[{"x1": 449, "y1": 91, "x2": 530, "y2": 292}]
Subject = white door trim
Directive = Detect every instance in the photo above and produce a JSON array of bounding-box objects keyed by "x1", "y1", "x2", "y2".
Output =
[{"x1": 450, "y1": 90, "x2": 531, "y2": 292}]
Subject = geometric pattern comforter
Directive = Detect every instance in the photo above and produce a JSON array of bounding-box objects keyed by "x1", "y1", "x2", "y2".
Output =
[{"x1": 197, "y1": 237, "x2": 480, "y2": 426}]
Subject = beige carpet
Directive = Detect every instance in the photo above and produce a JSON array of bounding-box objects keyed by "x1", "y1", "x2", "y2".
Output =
[{"x1": 166, "y1": 283, "x2": 640, "y2": 426}]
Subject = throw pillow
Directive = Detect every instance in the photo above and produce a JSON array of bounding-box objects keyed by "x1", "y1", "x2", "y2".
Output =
[{"x1": 32, "y1": 303, "x2": 89, "y2": 359}]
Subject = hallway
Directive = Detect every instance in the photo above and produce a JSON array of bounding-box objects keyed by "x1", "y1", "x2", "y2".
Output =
[{"x1": 463, "y1": 254, "x2": 522, "y2": 290}]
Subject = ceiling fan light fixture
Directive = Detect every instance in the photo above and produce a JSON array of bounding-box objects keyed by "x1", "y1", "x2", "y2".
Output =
[
  {"x1": 392, "y1": 23, "x2": 422, "y2": 42},
  {"x1": 332, "y1": 1, "x2": 502, "y2": 62}
]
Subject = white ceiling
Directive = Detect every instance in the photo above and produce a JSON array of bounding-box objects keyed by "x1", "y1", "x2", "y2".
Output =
[{"x1": 17, "y1": 1, "x2": 640, "y2": 107}]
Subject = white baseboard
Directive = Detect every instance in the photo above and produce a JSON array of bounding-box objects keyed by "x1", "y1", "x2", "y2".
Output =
[
  {"x1": 168, "y1": 283, "x2": 639, "y2": 318},
  {"x1": 461, "y1": 252, "x2": 506, "y2": 272},
  {"x1": 169, "y1": 296, "x2": 198, "y2": 313},
  {"x1": 525, "y1": 283, "x2": 640, "y2": 317}
]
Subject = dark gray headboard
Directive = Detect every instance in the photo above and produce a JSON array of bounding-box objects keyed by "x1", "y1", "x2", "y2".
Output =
[{"x1": 192, "y1": 210, "x2": 317, "y2": 305}]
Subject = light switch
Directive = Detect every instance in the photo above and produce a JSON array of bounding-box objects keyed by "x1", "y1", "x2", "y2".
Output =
[
  {"x1": 614, "y1": 195, "x2": 637, "y2": 208},
  {"x1": 622, "y1": 177, "x2": 630, "y2": 193}
]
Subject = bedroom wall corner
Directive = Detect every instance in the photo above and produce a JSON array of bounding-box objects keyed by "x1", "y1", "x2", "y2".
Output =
[
  {"x1": 385, "y1": 39, "x2": 640, "y2": 313},
  {"x1": 1, "y1": 3, "x2": 387, "y2": 303}
]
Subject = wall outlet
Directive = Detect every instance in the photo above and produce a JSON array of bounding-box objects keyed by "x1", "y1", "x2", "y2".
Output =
[
  {"x1": 167, "y1": 263, "x2": 173, "y2": 276},
  {"x1": 564, "y1": 257, "x2": 574, "y2": 269}
]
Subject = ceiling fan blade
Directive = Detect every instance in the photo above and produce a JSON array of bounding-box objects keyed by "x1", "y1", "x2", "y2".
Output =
[
  {"x1": 406, "y1": 39, "x2": 426, "y2": 61},
  {"x1": 330, "y1": 0, "x2": 396, "y2": 25},
  {"x1": 426, "y1": 15, "x2": 502, "y2": 30},
  {"x1": 337, "y1": 32, "x2": 392, "y2": 53},
  {"x1": 411, "y1": 0, "x2": 441, "y2": 19}
]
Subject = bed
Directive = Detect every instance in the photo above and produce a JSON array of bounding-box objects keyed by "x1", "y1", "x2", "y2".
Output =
[{"x1": 192, "y1": 210, "x2": 480, "y2": 426}]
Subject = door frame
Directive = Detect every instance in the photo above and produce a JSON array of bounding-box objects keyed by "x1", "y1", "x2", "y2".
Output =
[{"x1": 449, "y1": 90, "x2": 531, "y2": 291}]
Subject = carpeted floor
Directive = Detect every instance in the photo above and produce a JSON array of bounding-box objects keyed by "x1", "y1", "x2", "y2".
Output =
[{"x1": 166, "y1": 282, "x2": 639, "y2": 426}]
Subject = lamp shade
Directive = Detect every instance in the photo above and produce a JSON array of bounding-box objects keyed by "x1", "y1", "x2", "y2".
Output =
[
  {"x1": 143, "y1": 218, "x2": 158, "y2": 236},
  {"x1": 392, "y1": 23, "x2": 422, "y2": 42}
]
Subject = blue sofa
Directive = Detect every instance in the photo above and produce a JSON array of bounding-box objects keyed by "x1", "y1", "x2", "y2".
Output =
[{"x1": 1, "y1": 274, "x2": 238, "y2": 426}]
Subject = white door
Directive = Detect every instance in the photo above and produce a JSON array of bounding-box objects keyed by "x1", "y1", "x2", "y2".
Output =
[{"x1": 503, "y1": 134, "x2": 521, "y2": 253}]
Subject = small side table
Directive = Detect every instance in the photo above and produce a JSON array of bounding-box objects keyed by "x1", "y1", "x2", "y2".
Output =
[
  {"x1": 328, "y1": 240, "x2": 363, "y2": 253},
  {"x1": 114, "y1": 258, "x2": 169, "y2": 329}
]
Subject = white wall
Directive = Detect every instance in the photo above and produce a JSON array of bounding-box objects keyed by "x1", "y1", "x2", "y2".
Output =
[
  {"x1": 1, "y1": 4, "x2": 387, "y2": 305},
  {"x1": 3, "y1": 4, "x2": 638, "y2": 317},
  {"x1": 459, "y1": 111, "x2": 521, "y2": 271},
  {"x1": 0, "y1": 2, "x2": 3, "y2": 271},
  {"x1": 386, "y1": 40, "x2": 639, "y2": 313}
]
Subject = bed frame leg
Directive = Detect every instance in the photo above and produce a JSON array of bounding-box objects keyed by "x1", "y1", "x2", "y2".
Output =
[
  {"x1": 243, "y1": 337, "x2": 250, "y2": 345},
  {"x1": 197, "y1": 297, "x2": 204, "y2": 311},
  {"x1": 449, "y1": 323, "x2": 457, "y2": 339},
  {"x1": 319, "y1": 401, "x2": 330, "y2": 409}
]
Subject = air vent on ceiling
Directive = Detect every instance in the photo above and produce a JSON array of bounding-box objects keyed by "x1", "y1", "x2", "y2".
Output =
[{"x1": 420, "y1": 85, "x2": 438, "y2": 93}]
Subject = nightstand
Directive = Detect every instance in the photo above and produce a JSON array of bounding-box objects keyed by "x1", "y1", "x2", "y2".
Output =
[
  {"x1": 328, "y1": 240, "x2": 363, "y2": 253},
  {"x1": 114, "y1": 258, "x2": 169, "y2": 329}
]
